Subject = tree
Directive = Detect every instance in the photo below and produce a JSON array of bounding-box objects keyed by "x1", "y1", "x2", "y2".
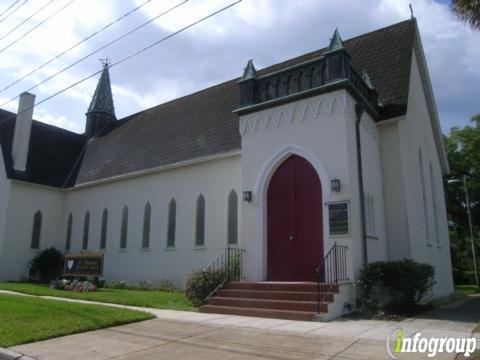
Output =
[
  {"x1": 444, "y1": 115, "x2": 480, "y2": 284},
  {"x1": 451, "y1": 0, "x2": 480, "y2": 30}
]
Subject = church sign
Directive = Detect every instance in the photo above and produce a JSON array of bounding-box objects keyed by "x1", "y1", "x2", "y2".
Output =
[{"x1": 64, "y1": 251, "x2": 103, "y2": 277}]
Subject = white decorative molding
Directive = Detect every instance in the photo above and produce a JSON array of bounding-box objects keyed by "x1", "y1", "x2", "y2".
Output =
[{"x1": 239, "y1": 92, "x2": 351, "y2": 136}]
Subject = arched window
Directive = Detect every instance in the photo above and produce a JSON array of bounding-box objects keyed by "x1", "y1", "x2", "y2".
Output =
[
  {"x1": 65, "y1": 213, "x2": 73, "y2": 251},
  {"x1": 227, "y1": 190, "x2": 238, "y2": 245},
  {"x1": 418, "y1": 149, "x2": 430, "y2": 245},
  {"x1": 167, "y1": 199, "x2": 176, "y2": 248},
  {"x1": 430, "y1": 162, "x2": 440, "y2": 246},
  {"x1": 195, "y1": 195, "x2": 206, "y2": 247},
  {"x1": 100, "y1": 208, "x2": 108, "y2": 250},
  {"x1": 82, "y1": 211, "x2": 90, "y2": 250},
  {"x1": 31, "y1": 211, "x2": 42, "y2": 249},
  {"x1": 120, "y1": 205, "x2": 128, "y2": 249},
  {"x1": 142, "y1": 202, "x2": 151, "y2": 249}
]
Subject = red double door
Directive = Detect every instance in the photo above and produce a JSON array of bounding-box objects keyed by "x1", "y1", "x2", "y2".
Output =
[{"x1": 267, "y1": 155, "x2": 323, "y2": 281}]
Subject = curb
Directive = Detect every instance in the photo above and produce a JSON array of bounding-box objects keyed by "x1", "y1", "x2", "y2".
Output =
[{"x1": 0, "y1": 348, "x2": 35, "y2": 360}]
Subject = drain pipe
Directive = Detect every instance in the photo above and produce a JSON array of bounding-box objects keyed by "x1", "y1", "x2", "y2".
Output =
[{"x1": 355, "y1": 104, "x2": 368, "y2": 264}]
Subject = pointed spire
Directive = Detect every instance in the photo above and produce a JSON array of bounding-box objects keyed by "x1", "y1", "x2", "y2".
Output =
[
  {"x1": 240, "y1": 59, "x2": 257, "y2": 81},
  {"x1": 85, "y1": 60, "x2": 116, "y2": 137},
  {"x1": 362, "y1": 69, "x2": 374, "y2": 90},
  {"x1": 326, "y1": 28, "x2": 344, "y2": 53},
  {"x1": 87, "y1": 62, "x2": 115, "y2": 117}
]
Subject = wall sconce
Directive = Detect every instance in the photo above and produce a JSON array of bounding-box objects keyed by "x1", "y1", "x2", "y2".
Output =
[
  {"x1": 242, "y1": 191, "x2": 252, "y2": 202},
  {"x1": 330, "y1": 178, "x2": 341, "y2": 192}
]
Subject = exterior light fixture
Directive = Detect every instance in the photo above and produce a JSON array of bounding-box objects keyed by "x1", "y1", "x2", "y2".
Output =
[
  {"x1": 242, "y1": 191, "x2": 252, "y2": 202},
  {"x1": 331, "y1": 178, "x2": 341, "y2": 192}
]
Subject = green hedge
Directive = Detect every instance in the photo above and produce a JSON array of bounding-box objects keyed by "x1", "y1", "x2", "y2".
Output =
[{"x1": 358, "y1": 259, "x2": 435, "y2": 314}]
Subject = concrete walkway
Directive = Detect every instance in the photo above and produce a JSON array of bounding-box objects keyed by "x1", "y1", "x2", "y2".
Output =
[{"x1": 2, "y1": 291, "x2": 480, "y2": 359}]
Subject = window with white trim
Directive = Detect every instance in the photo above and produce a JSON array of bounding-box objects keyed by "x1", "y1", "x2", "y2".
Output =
[
  {"x1": 227, "y1": 190, "x2": 238, "y2": 245},
  {"x1": 82, "y1": 211, "x2": 90, "y2": 250},
  {"x1": 31, "y1": 211, "x2": 42, "y2": 249},
  {"x1": 142, "y1": 202, "x2": 151, "y2": 249},
  {"x1": 65, "y1": 213, "x2": 72, "y2": 251},
  {"x1": 100, "y1": 208, "x2": 108, "y2": 250},
  {"x1": 429, "y1": 162, "x2": 440, "y2": 247},
  {"x1": 419, "y1": 149, "x2": 431, "y2": 245},
  {"x1": 120, "y1": 205, "x2": 128, "y2": 249},
  {"x1": 166, "y1": 199, "x2": 176, "y2": 248},
  {"x1": 195, "y1": 194, "x2": 206, "y2": 247}
]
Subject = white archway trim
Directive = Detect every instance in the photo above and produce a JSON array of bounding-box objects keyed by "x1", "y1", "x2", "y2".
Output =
[
  {"x1": 253, "y1": 144, "x2": 332, "y2": 205},
  {"x1": 252, "y1": 143, "x2": 332, "y2": 281}
]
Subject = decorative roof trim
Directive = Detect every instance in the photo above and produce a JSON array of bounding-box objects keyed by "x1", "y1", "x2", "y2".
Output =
[
  {"x1": 240, "y1": 59, "x2": 257, "y2": 81},
  {"x1": 326, "y1": 28, "x2": 344, "y2": 53}
]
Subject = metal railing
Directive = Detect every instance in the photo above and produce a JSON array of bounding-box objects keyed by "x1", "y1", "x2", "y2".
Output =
[
  {"x1": 315, "y1": 242, "x2": 349, "y2": 314},
  {"x1": 203, "y1": 245, "x2": 245, "y2": 303}
]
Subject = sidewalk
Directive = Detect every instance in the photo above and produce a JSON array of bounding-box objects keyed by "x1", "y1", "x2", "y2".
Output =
[{"x1": 2, "y1": 290, "x2": 479, "y2": 359}]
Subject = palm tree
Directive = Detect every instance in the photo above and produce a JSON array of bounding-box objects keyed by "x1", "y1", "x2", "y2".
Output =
[{"x1": 451, "y1": 0, "x2": 480, "y2": 30}]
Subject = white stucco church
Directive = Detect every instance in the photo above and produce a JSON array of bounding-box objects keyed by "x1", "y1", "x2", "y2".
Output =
[{"x1": 0, "y1": 18, "x2": 454, "y2": 320}]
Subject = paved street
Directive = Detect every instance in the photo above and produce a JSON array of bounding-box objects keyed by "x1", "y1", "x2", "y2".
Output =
[{"x1": 8, "y1": 295, "x2": 480, "y2": 360}]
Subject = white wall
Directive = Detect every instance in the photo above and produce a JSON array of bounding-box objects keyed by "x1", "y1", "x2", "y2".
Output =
[
  {"x1": 358, "y1": 112, "x2": 388, "y2": 262},
  {"x1": 63, "y1": 155, "x2": 241, "y2": 286},
  {"x1": 378, "y1": 119, "x2": 412, "y2": 260},
  {"x1": 397, "y1": 50, "x2": 454, "y2": 297},
  {"x1": 0, "y1": 181, "x2": 64, "y2": 280},
  {"x1": 239, "y1": 89, "x2": 387, "y2": 283},
  {"x1": 0, "y1": 148, "x2": 11, "y2": 269}
]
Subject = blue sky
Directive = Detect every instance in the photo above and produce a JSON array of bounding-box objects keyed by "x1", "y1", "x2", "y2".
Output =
[{"x1": 0, "y1": 0, "x2": 478, "y2": 134}]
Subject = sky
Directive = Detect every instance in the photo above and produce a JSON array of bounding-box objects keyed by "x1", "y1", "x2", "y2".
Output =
[{"x1": 0, "y1": 0, "x2": 478, "y2": 134}]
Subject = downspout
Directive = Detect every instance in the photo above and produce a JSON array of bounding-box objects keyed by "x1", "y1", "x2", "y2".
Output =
[{"x1": 355, "y1": 104, "x2": 368, "y2": 264}]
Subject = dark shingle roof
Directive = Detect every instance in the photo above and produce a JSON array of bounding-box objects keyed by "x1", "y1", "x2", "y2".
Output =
[
  {"x1": 76, "y1": 19, "x2": 416, "y2": 185},
  {"x1": 0, "y1": 19, "x2": 417, "y2": 187},
  {"x1": 0, "y1": 109, "x2": 86, "y2": 188}
]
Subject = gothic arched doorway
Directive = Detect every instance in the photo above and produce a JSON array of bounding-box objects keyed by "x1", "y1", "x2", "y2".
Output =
[{"x1": 267, "y1": 155, "x2": 323, "y2": 281}]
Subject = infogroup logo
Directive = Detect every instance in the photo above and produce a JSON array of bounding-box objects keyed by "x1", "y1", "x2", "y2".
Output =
[{"x1": 386, "y1": 328, "x2": 477, "y2": 358}]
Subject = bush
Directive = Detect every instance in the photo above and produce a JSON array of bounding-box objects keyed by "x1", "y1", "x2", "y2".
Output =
[
  {"x1": 102, "y1": 279, "x2": 179, "y2": 292},
  {"x1": 28, "y1": 247, "x2": 63, "y2": 282},
  {"x1": 185, "y1": 268, "x2": 226, "y2": 307},
  {"x1": 50, "y1": 279, "x2": 97, "y2": 292},
  {"x1": 358, "y1": 259, "x2": 435, "y2": 314}
]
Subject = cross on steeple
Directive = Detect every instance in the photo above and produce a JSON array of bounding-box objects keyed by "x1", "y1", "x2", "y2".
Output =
[{"x1": 100, "y1": 57, "x2": 111, "y2": 67}]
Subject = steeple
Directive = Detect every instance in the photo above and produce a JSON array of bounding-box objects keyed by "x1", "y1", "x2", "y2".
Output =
[
  {"x1": 85, "y1": 60, "x2": 116, "y2": 137},
  {"x1": 240, "y1": 59, "x2": 257, "y2": 81},
  {"x1": 326, "y1": 28, "x2": 344, "y2": 53}
]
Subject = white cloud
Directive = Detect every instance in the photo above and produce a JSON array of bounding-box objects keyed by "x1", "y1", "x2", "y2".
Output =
[{"x1": 0, "y1": 0, "x2": 477, "y2": 134}]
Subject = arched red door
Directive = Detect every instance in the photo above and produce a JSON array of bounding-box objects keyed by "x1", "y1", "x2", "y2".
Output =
[{"x1": 267, "y1": 155, "x2": 323, "y2": 281}]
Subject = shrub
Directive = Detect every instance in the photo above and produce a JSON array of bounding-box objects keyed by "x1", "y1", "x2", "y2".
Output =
[
  {"x1": 156, "y1": 279, "x2": 178, "y2": 292},
  {"x1": 185, "y1": 268, "x2": 226, "y2": 307},
  {"x1": 358, "y1": 259, "x2": 435, "y2": 314},
  {"x1": 28, "y1": 247, "x2": 63, "y2": 282},
  {"x1": 104, "y1": 280, "x2": 128, "y2": 289}
]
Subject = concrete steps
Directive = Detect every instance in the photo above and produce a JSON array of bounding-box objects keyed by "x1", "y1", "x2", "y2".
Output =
[{"x1": 199, "y1": 281, "x2": 337, "y2": 321}]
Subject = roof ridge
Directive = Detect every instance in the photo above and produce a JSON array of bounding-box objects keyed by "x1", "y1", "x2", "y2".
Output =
[{"x1": 117, "y1": 19, "x2": 415, "y2": 122}]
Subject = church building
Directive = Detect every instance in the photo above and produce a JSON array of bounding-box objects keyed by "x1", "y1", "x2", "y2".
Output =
[{"x1": 0, "y1": 18, "x2": 454, "y2": 320}]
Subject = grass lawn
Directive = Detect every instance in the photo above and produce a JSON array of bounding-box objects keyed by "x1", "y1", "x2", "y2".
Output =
[
  {"x1": 0, "y1": 294, "x2": 153, "y2": 348},
  {"x1": 455, "y1": 284, "x2": 480, "y2": 295},
  {"x1": 0, "y1": 282, "x2": 195, "y2": 311}
]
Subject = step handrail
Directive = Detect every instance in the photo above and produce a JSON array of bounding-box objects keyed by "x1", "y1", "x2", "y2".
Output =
[
  {"x1": 315, "y1": 242, "x2": 349, "y2": 314},
  {"x1": 202, "y1": 245, "x2": 246, "y2": 303}
]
